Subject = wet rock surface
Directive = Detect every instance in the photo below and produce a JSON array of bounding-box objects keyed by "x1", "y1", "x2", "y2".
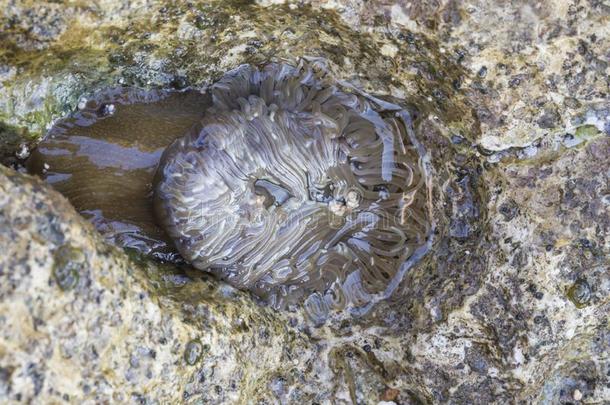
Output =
[
  {"x1": 0, "y1": 165, "x2": 322, "y2": 403},
  {"x1": 0, "y1": 0, "x2": 608, "y2": 403}
]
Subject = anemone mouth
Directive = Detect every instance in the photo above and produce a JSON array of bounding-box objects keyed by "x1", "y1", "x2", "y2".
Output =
[{"x1": 154, "y1": 61, "x2": 433, "y2": 321}]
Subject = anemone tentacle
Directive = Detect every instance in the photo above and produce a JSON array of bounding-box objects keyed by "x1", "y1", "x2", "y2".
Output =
[{"x1": 154, "y1": 62, "x2": 431, "y2": 322}]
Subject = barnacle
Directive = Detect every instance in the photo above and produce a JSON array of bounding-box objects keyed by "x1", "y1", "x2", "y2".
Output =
[{"x1": 154, "y1": 61, "x2": 432, "y2": 320}]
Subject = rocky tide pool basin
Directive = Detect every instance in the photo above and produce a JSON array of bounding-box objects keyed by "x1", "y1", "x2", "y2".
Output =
[{"x1": 0, "y1": 0, "x2": 608, "y2": 404}]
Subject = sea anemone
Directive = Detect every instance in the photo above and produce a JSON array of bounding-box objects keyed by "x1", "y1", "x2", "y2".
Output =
[
  {"x1": 154, "y1": 61, "x2": 432, "y2": 320},
  {"x1": 27, "y1": 60, "x2": 432, "y2": 321}
]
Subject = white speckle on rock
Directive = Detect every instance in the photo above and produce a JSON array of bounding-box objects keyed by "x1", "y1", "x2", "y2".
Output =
[
  {"x1": 176, "y1": 20, "x2": 202, "y2": 41},
  {"x1": 513, "y1": 345, "x2": 525, "y2": 365},
  {"x1": 380, "y1": 43, "x2": 399, "y2": 58},
  {"x1": 256, "y1": 0, "x2": 286, "y2": 5},
  {"x1": 220, "y1": 43, "x2": 250, "y2": 69},
  {"x1": 390, "y1": 4, "x2": 417, "y2": 30}
]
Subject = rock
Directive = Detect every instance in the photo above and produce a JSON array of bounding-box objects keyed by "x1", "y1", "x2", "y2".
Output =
[
  {"x1": 0, "y1": 165, "x2": 319, "y2": 403},
  {"x1": 0, "y1": 0, "x2": 608, "y2": 403}
]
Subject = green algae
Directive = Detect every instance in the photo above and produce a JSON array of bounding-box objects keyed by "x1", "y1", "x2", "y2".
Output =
[
  {"x1": 575, "y1": 124, "x2": 601, "y2": 140},
  {"x1": 566, "y1": 279, "x2": 592, "y2": 309},
  {"x1": 52, "y1": 244, "x2": 86, "y2": 291},
  {"x1": 0, "y1": 0, "x2": 475, "y2": 152},
  {"x1": 184, "y1": 339, "x2": 207, "y2": 366}
]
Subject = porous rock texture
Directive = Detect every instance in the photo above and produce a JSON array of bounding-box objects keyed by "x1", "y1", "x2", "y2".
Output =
[
  {"x1": 0, "y1": 164, "x2": 318, "y2": 403},
  {"x1": 0, "y1": 0, "x2": 608, "y2": 403}
]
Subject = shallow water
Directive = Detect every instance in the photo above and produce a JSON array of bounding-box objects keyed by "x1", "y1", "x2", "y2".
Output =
[{"x1": 27, "y1": 87, "x2": 211, "y2": 260}]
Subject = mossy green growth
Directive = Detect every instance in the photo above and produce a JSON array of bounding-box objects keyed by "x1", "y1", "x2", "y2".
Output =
[
  {"x1": 574, "y1": 124, "x2": 600, "y2": 140},
  {"x1": 53, "y1": 245, "x2": 86, "y2": 291},
  {"x1": 566, "y1": 279, "x2": 591, "y2": 309},
  {"x1": 0, "y1": 121, "x2": 29, "y2": 161},
  {"x1": 184, "y1": 338, "x2": 208, "y2": 366}
]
